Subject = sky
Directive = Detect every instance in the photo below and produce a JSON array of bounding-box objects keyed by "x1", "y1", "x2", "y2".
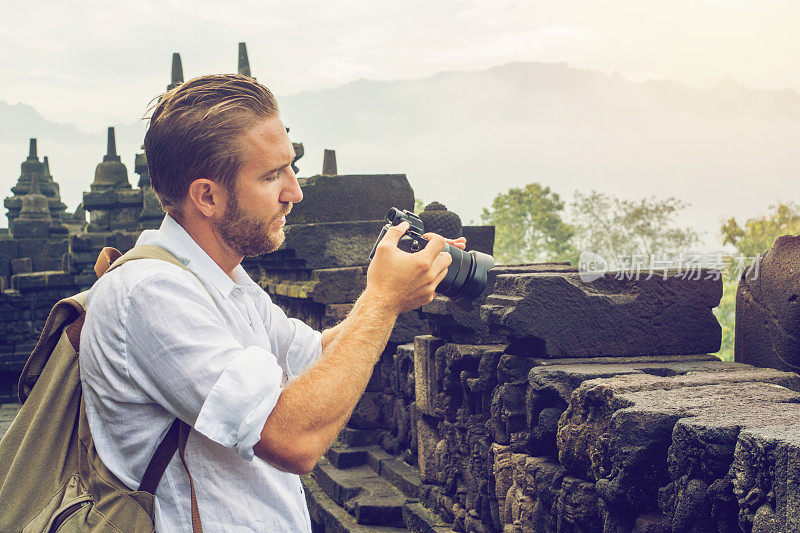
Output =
[
  {"x1": 3, "y1": 0, "x2": 800, "y2": 131},
  {"x1": 1, "y1": 0, "x2": 799, "y2": 250}
]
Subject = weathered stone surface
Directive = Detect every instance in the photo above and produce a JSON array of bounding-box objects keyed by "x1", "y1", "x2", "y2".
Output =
[
  {"x1": 288, "y1": 174, "x2": 414, "y2": 225},
  {"x1": 736, "y1": 234, "x2": 800, "y2": 373},
  {"x1": 414, "y1": 335, "x2": 446, "y2": 417},
  {"x1": 417, "y1": 416, "x2": 440, "y2": 484},
  {"x1": 482, "y1": 270, "x2": 722, "y2": 357},
  {"x1": 271, "y1": 221, "x2": 386, "y2": 270},
  {"x1": 421, "y1": 264, "x2": 571, "y2": 345},
  {"x1": 460, "y1": 225, "x2": 495, "y2": 257},
  {"x1": 9, "y1": 258, "x2": 32, "y2": 274},
  {"x1": 389, "y1": 311, "x2": 430, "y2": 345},
  {"x1": 559, "y1": 371, "x2": 800, "y2": 527},
  {"x1": 350, "y1": 392, "x2": 383, "y2": 430},
  {"x1": 309, "y1": 267, "x2": 367, "y2": 303},
  {"x1": 730, "y1": 423, "x2": 800, "y2": 533}
]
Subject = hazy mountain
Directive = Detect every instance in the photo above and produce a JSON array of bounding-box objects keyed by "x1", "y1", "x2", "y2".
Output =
[{"x1": 2, "y1": 62, "x2": 799, "y2": 249}]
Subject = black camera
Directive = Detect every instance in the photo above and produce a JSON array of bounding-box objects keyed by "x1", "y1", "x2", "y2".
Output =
[{"x1": 369, "y1": 208, "x2": 495, "y2": 302}]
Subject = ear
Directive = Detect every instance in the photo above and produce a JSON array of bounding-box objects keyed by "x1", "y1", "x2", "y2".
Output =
[{"x1": 186, "y1": 178, "x2": 225, "y2": 218}]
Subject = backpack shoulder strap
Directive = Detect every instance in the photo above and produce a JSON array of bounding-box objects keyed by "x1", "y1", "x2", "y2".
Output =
[
  {"x1": 106, "y1": 244, "x2": 187, "y2": 274},
  {"x1": 101, "y1": 244, "x2": 204, "y2": 531}
]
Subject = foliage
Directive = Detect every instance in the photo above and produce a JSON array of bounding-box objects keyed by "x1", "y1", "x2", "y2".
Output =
[
  {"x1": 569, "y1": 191, "x2": 700, "y2": 263},
  {"x1": 480, "y1": 183, "x2": 575, "y2": 264},
  {"x1": 721, "y1": 203, "x2": 800, "y2": 258},
  {"x1": 717, "y1": 203, "x2": 800, "y2": 362},
  {"x1": 714, "y1": 279, "x2": 737, "y2": 362},
  {"x1": 414, "y1": 197, "x2": 425, "y2": 214}
]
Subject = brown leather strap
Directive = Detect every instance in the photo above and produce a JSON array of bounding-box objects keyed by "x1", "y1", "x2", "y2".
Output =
[
  {"x1": 137, "y1": 419, "x2": 203, "y2": 531},
  {"x1": 65, "y1": 312, "x2": 86, "y2": 352},
  {"x1": 95, "y1": 247, "x2": 123, "y2": 278},
  {"x1": 139, "y1": 418, "x2": 181, "y2": 494},
  {"x1": 179, "y1": 422, "x2": 203, "y2": 533}
]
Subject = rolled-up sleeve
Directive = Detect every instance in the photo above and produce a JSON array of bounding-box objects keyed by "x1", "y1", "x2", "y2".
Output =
[{"x1": 124, "y1": 272, "x2": 283, "y2": 461}]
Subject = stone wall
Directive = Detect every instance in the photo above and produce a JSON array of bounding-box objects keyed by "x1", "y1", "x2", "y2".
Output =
[
  {"x1": 0, "y1": 271, "x2": 81, "y2": 401},
  {"x1": 299, "y1": 255, "x2": 800, "y2": 532}
]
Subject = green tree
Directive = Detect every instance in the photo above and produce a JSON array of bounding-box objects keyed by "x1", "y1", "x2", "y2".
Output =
[
  {"x1": 717, "y1": 203, "x2": 800, "y2": 362},
  {"x1": 721, "y1": 203, "x2": 800, "y2": 257},
  {"x1": 570, "y1": 191, "x2": 699, "y2": 263},
  {"x1": 713, "y1": 279, "x2": 737, "y2": 362},
  {"x1": 480, "y1": 183, "x2": 574, "y2": 264}
]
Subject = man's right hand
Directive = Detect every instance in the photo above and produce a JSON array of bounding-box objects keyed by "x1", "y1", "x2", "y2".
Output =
[{"x1": 365, "y1": 221, "x2": 453, "y2": 314}]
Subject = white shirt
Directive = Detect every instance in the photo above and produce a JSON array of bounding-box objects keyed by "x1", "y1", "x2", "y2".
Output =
[{"x1": 80, "y1": 214, "x2": 322, "y2": 532}]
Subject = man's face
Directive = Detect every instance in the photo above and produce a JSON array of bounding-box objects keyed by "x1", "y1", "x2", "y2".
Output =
[{"x1": 215, "y1": 116, "x2": 302, "y2": 257}]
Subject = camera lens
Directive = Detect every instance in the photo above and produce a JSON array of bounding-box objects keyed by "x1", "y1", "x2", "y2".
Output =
[{"x1": 436, "y1": 245, "x2": 495, "y2": 302}]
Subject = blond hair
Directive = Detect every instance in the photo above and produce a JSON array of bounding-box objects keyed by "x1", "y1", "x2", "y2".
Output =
[{"x1": 144, "y1": 74, "x2": 279, "y2": 210}]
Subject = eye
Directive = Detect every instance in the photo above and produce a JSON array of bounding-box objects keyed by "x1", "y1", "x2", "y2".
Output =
[{"x1": 264, "y1": 172, "x2": 279, "y2": 182}]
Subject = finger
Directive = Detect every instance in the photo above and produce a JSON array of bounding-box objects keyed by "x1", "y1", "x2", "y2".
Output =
[
  {"x1": 433, "y1": 264, "x2": 449, "y2": 289},
  {"x1": 420, "y1": 233, "x2": 447, "y2": 261},
  {"x1": 381, "y1": 221, "x2": 410, "y2": 246},
  {"x1": 432, "y1": 250, "x2": 452, "y2": 273}
]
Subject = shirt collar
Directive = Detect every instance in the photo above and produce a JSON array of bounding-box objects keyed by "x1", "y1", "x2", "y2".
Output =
[{"x1": 136, "y1": 214, "x2": 260, "y2": 298}]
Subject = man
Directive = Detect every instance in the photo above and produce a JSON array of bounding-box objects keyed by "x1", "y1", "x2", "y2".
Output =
[{"x1": 79, "y1": 73, "x2": 464, "y2": 531}]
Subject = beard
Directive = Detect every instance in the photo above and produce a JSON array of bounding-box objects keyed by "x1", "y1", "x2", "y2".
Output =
[{"x1": 216, "y1": 190, "x2": 286, "y2": 257}]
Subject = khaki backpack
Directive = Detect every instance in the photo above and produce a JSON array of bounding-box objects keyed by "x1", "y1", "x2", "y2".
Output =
[{"x1": 0, "y1": 245, "x2": 203, "y2": 532}]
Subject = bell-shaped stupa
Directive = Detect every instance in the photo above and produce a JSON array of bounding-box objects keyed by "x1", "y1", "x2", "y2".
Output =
[{"x1": 90, "y1": 127, "x2": 130, "y2": 191}]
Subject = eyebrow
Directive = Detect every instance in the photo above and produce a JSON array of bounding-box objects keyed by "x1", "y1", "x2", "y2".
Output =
[{"x1": 259, "y1": 149, "x2": 296, "y2": 178}]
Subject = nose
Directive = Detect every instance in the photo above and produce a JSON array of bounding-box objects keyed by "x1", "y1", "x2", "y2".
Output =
[{"x1": 280, "y1": 167, "x2": 303, "y2": 204}]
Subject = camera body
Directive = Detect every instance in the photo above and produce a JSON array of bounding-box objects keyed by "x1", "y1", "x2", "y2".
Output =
[
  {"x1": 370, "y1": 208, "x2": 433, "y2": 255},
  {"x1": 369, "y1": 208, "x2": 494, "y2": 303}
]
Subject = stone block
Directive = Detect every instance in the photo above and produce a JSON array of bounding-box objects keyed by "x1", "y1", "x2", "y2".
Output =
[
  {"x1": 349, "y1": 392, "x2": 383, "y2": 430},
  {"x1": 417, "y1": 416, "x2": 440, "y2": 484},
  {"x1": 0, "y1": 241, "x2": 18, "y2": 279},
  {"x1": 273, "y1": 220, "x2": 385, "y2": 270},
  {"x1": 11, "y1": 272, "x2": 48, "y2": 291},
  {"x1": 434, "y1": 343, "x2": 503, "y2": 421},
  {"x1": 730, "y1": 423, "x2": 800, "y2": 533},
  {"x1": 82, "y1": 189, "x2": 115, "y2": 209},
  {"x1": 68, "y1": 231, "x2": 109, "y2": 252},
  {"x1": 414, "y1": 335, "x2": 446, "y2": 417},
  {"x1": 15, "y1": 240, "x2": 49, "y2": 266},
  {"x1": 390, "y1": 310, "x2": 430, "y2": 345},
  {"x1": 461, "y1": 225, "x2": 495, "y2": 256},
  {"x1": 558, "y1": 370, "x2": 800, "y2": 521},
  {"x1": 482, "y1": 270, "x2": 722, "y2": 357},
  {"x1": 421, "y1": 264, "x2": 574, "y2": 345},
  {"x1": 108, "y1": 207, "x2": 141, "y2": 231},
  {"x1": 10, "y1": 258, "x2": 32, "y2": 274},
  {"x1": 308, "y1": 267, "x2": 367, "y2": 303},
  {"x1": 116, "y1": 188, "x2": 143, "y2": 206},
  {"x1": 288, "y1": 174, "x2": 414, "y2": 224},
  {"x1": 87, "y1": 210, "x2": 109, "y2": 232},
  {"x1": 520, "y1": 357, "x2": 741, "y2": 456},
  {"x1": 556, "y1": 476, "x2": 601, "y2": 533},
  {"x1": 735, "y1": 235, "x2": 800, "y2": 373},
  {"x1": 10, "y1": 220, "x2": 49, "y2": 239},
  {"x1": 47, "y1": 239, "x2": 68, "y2": 259}
]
